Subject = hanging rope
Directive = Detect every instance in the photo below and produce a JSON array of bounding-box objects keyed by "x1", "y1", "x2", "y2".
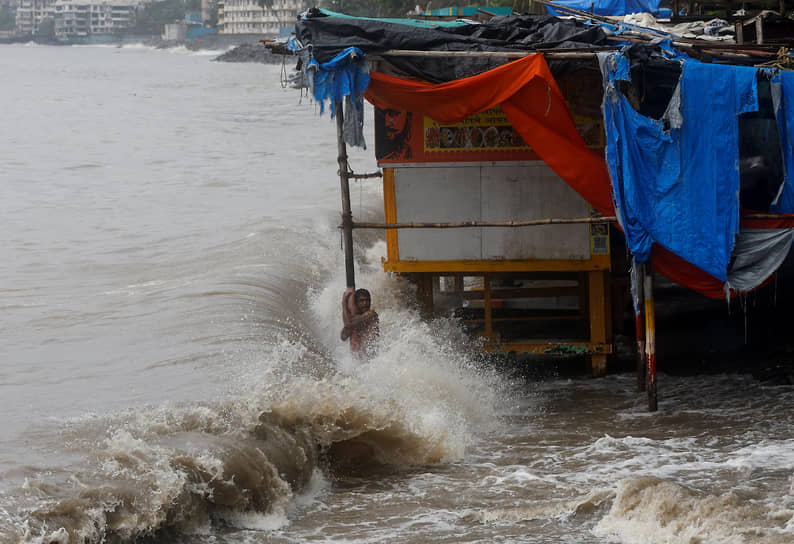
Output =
[
  {"x1": 280, "y1": 54, "x2": 289, "y2": 89},
  {"x1": 756, "y1": 47, "x2": 794, "y2": 70}
]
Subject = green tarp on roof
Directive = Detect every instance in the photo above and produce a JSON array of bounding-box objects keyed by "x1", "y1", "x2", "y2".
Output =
[{"x1": 317, "y1": 8, "x2": 470, "y2": 28}]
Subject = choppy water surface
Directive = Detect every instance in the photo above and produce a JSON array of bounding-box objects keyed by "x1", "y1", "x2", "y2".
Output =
[{"x1": 0, "y1": 45, "x2": 792, "y2": 544}]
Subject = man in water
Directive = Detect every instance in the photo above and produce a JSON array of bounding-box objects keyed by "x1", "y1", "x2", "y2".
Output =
[{"x1": 341, "y1": 287, "x2": 379, "y2": 356}]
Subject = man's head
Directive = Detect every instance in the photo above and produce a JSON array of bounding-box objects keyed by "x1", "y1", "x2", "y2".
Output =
[
  {"x1": 354, "y1": 288, "x2": 371, "y2": 313},
  {"x1": 383, "y1": 109, "x2": 409, "y2": 141}
]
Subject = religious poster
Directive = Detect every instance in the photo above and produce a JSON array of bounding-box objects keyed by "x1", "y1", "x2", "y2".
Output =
[
  {"x1": 375, "y1": 105, "x2": 540, "y2": 164},
  {"x1": 375, "y1": 102, "x2": 604, "y2": 164}
]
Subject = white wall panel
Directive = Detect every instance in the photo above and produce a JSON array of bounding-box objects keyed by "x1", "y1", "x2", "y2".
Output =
[
  {"x1": 481, "y1": 164, "x2": 591, "y2": 259},
  {"x1": 395, "y1": 166, "x2": 481, "y2": 260},
  {"x1": 393, "y1": 163, "x2": 591, "y2": 261}
]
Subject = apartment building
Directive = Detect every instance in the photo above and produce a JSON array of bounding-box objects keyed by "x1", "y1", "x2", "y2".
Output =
[
  {"x1": 218, "y1": 0, "x2": 302, "y2": 36},
  {"x1": 53, "y1": 0, "x2": 137, "y2": 39},
  {"x1": 201, "y1": 0, "x2": 215, "y2": 24},
  {"x1": 16, "y1": 0, "x2": 55, "y2": 34}
]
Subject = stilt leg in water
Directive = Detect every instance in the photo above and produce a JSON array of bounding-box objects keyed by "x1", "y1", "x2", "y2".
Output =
[
  {"x1": 631, "y1": 260, "x2": 646, "y2": 391},
  {"x1": 643, "y1": 265, "x2": 657, "y2": 411}
]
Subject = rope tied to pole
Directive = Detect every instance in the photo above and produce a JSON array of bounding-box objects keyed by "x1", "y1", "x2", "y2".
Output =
[{"x1": 756, "y1": 47, "x2": 794, "y2": 70}]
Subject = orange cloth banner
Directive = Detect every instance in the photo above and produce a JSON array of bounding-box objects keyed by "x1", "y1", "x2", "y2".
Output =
[
  {"x1": 365, "y1": 54, "x2": 614, "y2": 215},
  {"x1": 364, "y1": 54, "x2": 751, "y2": 299}
]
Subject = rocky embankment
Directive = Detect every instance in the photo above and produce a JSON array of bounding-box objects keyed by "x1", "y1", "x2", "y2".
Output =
[{"x1": 213, "y1": 43, "x2": 285, "y2": 64}]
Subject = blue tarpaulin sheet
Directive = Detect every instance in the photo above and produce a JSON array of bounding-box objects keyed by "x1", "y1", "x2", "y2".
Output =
[
  {"x1": 601, "y1": 52, "x2": 759, "y2": 281},
  {"x1": 546, "y1": 0, "x2": 671, "y2": 18},
  {"x1": 307, "y1": 46, "x2": 370, "y2": 116},
  {"x1": 772, "y1": 69, "x2": 794, "y2": 214}
]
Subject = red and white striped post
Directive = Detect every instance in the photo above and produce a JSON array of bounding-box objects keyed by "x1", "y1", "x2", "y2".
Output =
[
  {"x1": 632, "y1": 260, "x2": 646, "y2": 392},
  {"x1": 643, "y1": 264, "x2": 657, "y2": 411}
]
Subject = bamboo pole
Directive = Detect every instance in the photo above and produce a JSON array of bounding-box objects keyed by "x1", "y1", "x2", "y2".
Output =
[
  {"x1": 377, "y1": 49, "x2": 603, "y2": 59},
  {"x1": 350, "y1": 216, "x2": 618, "y2": 229},
  {"x1": 347, "y1": 213, "x2": 793, "y2": 230},
  {"x1": 336, "y1": 101, "x2": 355, "y2": 289},
  {"x1": 349, "y1": 171, "x2": 383, "y2": 180},
  {"x1": 643, "y1": 264, "x2": 658, "y2": 411}
]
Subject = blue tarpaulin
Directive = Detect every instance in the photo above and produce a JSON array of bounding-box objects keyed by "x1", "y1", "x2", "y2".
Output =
[
  {"x1": 546, "y1": 0, "x2": 671, "y2": 18},
  {"x1": 305, "y1": 46, "x2": 370, "y2": 148},
  {"x1": 307, "y1": 46, "x2": 370, "y2": 116},
  {"x1": 772, "y1": 70, "x2": 794, "y2": 214},
  {"x1": 600, "y1": 51, "x2": 759, "y2": 281}
]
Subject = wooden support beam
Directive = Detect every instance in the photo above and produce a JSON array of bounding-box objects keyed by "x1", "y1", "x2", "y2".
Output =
[
  {"x1": 588, "y1": 270, "x2": 608, "y2": 377},
  {"x1": 577, "y1": 271, "x2": 588, "y2": 320},
  {"x1": 415, "y1": 273, "x2": 434, "y2": 319},
  {"x1": 482, "y1": 275, "x2": 497, "y2": 340}
]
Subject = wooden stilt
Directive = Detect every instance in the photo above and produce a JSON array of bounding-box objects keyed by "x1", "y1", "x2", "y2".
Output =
[
  {"x1": 632, "y1": 260, "x2": 646, "y2": 392},
  {"x1": 588, "y1": 270, "x2": 608, "y2": 376},
  {"x1": 577, "y1": 271, "x2": 588, "y2": 321},
  {"x1": 416, "y1": 273, "x2": 434, "y2": 318},
  {"x1": 643, "y1": 265, "x2": 658, "y2": 411},
  {"x1": 335, "y1": 101, "x2": 355, "y2": 289},
  {"x1": 483, "y1": 274, "x2": 494, "y2": 338}
]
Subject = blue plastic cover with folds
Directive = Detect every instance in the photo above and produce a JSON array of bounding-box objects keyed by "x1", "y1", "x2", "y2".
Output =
[
  {"x1": 307, "y1": 46, "x2": 370, "y2": 116},
  {"x1": 601, "y1": 52, "x2": 759, "y2": 281},
  {"x1": 546, "y1": 0, "x2": 671, "y2": 18},
  {"x1": 772, "y1": 69, "x2": 794, "y2": 214}
]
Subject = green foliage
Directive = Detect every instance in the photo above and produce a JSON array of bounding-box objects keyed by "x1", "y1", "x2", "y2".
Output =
[
  {"x1": 322, "y1": 0, "x2": 418, "y2": 17},
  {"x1": 37, "y1": 17, "x2": 55, "y2": 38},
  {"x1": 314, "y1": 1, "x2": 517, "y2": 18},
  {"x1": 134, "y1": 0, "x2": 201, "y2": 34}
]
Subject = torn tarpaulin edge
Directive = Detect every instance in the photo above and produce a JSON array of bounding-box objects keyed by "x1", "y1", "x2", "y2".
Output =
[
  {"x1": 599, "y1": 48, "x2": 759, "y2": 282},
  {"x1": 306, "y1": 46, "x2": 370, "y2": 149}
]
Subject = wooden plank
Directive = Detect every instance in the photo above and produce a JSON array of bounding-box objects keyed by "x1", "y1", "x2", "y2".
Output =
[
  {"x1": 462, "y1": 315, "x2": 584, "y2": 322},
  {"x1": 460, "y1": 286, "x2": 581, "y2": 299},
  {"x1": 481, "y1": 341, "x2": 612, "y2": 355},
  {"x1": 382, "y1": 255, "x2": 611, "y2": 273}
]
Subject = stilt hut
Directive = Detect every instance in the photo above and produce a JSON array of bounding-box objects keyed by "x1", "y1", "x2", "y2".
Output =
[{"x1": 272, "y1": 6, "x2": 794, "y2": 409}]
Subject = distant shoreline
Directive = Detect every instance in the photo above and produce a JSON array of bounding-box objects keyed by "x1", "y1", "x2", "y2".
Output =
[{"x1": 0, "y1": 33, "x2": 288, "y2": 63}]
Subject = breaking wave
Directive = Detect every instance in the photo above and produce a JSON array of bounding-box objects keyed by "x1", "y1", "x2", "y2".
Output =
[
  {"x1": 594, "y1": 477, "x2": 794, "y2": 544},
  {"x1": 6, "y1": 235, "x2": 508, "y2": 544}
]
